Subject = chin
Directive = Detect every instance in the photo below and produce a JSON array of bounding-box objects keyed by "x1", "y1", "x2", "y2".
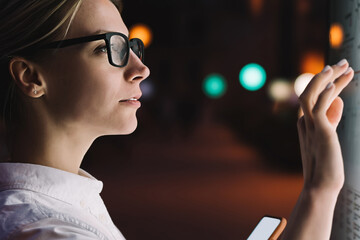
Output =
[
  {"x1": 100, "y1": 116, "x2": 139, "y2": 136},
  {"x1": 118, "y1": 121, "x2": 138, "y2": 135},
  {"x1": 122, "y1": 127, "x2": 137, "y2": 135},
  {"x1": 101, "y1": 125, "x2": 137, "y2": 137}
]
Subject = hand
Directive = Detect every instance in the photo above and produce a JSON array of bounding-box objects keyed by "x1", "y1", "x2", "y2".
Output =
[
  {"x1": 298, "y1": 59, "x2": 354, "y2": 195},
  {"x1": 281, "y1": 60, "x2": 353, "y2": 240}
]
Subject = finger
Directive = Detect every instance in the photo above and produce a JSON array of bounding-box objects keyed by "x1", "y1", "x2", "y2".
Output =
[
  {"x1": 332, "y1": 67, "x2": 354, "y2": 97},
  {"x1": 312, "y1": 82, "x2": 336, "y2": 126},
  {"x1": 314, "y1": 67, "x2": 352, "y2": 129},
  {"x1": 301, "y1": 65, "x2": 333, "y2": 100},
  {"x1": 297, "y1": 117, "x2": 306, "y2": 150},
  {"x1": 326, "y1": 97, "x2": 344, "y2": 127},
  {"x1": 299, "y1": 65, "x2": 333, "y2": 128},
  {"x1": 299, "y1": 60, "x2": 349, "y2": 130},
  {"x1": 298, "y1": 107, "x2": 304, "y2": 119},
  {"x1": 297, "y1": 116, "x2": 309, "y2": 179},
  {"x1": 301, "y1": 59, "x2": 348, "y2": 101},
  {"x1": 327, "y1": 59, "x2": 350, "y2": 84},
  {"x1": 298, "y1": 101, "x2": 313, "y2": 131}
]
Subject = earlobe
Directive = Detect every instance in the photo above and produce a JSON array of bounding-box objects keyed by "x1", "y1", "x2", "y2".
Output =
[{"x1": 9, "y1": 57, "x2": 45, "y2": 98}]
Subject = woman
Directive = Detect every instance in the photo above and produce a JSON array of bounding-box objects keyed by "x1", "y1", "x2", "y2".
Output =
[{"x1": 0, "y1": 0, "x2": 353, "y2": 239}]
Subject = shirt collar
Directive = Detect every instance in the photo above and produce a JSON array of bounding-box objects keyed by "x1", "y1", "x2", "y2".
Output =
[{"x1": 0, "y1": 162, "x2": 103, "y2": 206}]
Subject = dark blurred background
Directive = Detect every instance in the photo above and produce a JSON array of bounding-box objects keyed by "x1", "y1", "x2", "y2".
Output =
[{"x1": 82, "y1": 0, "x2": 329, "y2": 239}]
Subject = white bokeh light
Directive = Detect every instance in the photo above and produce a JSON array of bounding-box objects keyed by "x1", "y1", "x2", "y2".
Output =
[
  {"x1": 268, "y1": 79, "x2": 292, "y2": 101},
  {"x1": 294, "y1": 73, "x2": 314, "y2": 96}
]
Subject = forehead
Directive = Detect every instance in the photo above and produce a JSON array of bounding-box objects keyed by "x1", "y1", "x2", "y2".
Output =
[{"x1": 67, "y1": 0, "x2": 128, "y2": 38}]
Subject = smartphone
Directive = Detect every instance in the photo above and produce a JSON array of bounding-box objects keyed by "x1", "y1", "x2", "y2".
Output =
[{"x1": 247, "y1": 215, "x2": 287, "y2": 240}]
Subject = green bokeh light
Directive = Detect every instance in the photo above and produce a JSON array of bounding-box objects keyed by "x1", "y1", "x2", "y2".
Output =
[
  {"x1": 239, "y1": 63, "x2": 267, "y2": 91},
  {"x1": 203, "y1": 74, "x2": 227, "y2": 98}
]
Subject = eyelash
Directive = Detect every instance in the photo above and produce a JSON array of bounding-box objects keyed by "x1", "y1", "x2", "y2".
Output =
[{"x1": 95, "y1": 45, "x2": 107, "y2": 53}]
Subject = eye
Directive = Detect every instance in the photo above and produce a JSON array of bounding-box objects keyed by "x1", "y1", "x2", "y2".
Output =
[{"x1": 95, "y1": 45, "x2": 107, "y2": 53}]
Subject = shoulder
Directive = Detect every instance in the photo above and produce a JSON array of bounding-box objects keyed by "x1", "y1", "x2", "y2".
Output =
[
  {"x1": 4, "y1": 218, "x2": 106, "y2": 240},
  {"x1": 0, "y1": 189, "x2": 106, "y2": 240},
  {"x1": 7, "y1": 218, "x2": 103, "y2": 240}
]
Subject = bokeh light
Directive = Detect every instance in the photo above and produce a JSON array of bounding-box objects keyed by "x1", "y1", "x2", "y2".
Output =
[
  {"x1": 294, "y1": 73, "x2": 314, "y2": 96},
  {"x1": 239, "y1": 63, "x2": 267, "y2": 91},
  {"x1": 250, "y1": 0, "x2": 264, "y2": 17},
  {"x1": 268, "y1": 79, "x2": 292, "y2": 101},
  {"x1": 329, "y1": 23, "x2": 344, "y2": 49},
  {"x1": 140, "y1": 80, "x2": 155, "y2": 99},
  {"x1": 300, "y1": 52, "x2": 324, "y2": 74},
  {"x1": 203, "y1": 74, "x2": 227, "y2": 98},
  {"x1": 129, "y1": 23, "x2": 153, "y2": 48}
]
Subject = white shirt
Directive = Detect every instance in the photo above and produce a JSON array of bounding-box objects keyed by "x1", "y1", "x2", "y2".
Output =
[{"x1": 0, "y1": 162, "x2": 126, "y2": 240}]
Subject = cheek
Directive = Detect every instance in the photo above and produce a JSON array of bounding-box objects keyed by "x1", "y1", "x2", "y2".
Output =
[{"x1": 44, "y1": 56, "x2": 124, "y2": 124}]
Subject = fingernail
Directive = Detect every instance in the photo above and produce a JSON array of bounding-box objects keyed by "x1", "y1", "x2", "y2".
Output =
[
  {"x1": 344, "y1": 67, "x2": 353, "y2": 75},
  {"x1": 322, "y1": 65, "x2": 331, "y2": 73},
  {"x1": 326, "y1": 82, "x2": 334, "y2": 89},
  {"x1": 337, "y1": 59, "x2": 347, "y2": 66}
]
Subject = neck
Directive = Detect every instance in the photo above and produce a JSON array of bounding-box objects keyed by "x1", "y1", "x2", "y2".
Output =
[{"x1": 10, "y1": 120, "x2": 96, "y2": 174}]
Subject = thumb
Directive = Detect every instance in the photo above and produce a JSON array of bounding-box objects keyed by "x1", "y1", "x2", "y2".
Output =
[{"x1": 326, "y1": 97, "x2": 344, "y2": 127}]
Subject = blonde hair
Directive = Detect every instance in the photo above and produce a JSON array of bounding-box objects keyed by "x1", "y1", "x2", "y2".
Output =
[
  {"x1": 0, "y1": 1, "x2": 84, "y2": 57},
  {"x1": 0, "y1": 0, "x2": 122, "y2": 57},
  {"x1": 0, "y1": 0, "x2": 84, "y2": 130},
  {"x1": 0, "y1": 0, "x2": 123, "y2": 130},
  {"x1": 0, "y1": 0, "x2": 124, "y2": 160}
]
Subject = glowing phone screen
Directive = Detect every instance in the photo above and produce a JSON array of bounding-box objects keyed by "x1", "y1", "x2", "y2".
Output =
[{"x1": 247, "y1": 216, "x2": 281, "y2": 240}]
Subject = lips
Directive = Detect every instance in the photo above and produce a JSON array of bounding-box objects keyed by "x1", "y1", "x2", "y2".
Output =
[
  {"x1": 119, "y1": 97, "x2": 137, "y2": 102},
  {"x1": 119, "y1": 93, "x2": 142, "y2": 102}
]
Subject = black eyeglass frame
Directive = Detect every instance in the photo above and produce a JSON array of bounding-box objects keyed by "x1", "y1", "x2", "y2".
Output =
[{"x1": 40, "y1": 32, "x2": 144, "y2": 68}]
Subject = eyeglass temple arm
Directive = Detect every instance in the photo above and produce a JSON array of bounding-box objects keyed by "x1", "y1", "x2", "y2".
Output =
[{"x1": 42, "y1": 34, "x2": 107, "y2": 49}]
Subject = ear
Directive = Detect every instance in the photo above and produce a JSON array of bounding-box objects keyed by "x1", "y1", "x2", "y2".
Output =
[{"x1": 8, "y1": 57, "x2": 46, "y2": 98}]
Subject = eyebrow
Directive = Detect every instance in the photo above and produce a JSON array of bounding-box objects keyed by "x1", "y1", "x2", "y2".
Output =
[{"x1": 92, "y1": 29, "x2": 130, "y2": 38}]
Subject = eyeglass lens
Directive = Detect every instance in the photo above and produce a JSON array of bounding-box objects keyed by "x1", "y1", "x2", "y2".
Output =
[
  {"x1": 110, "y1": 35, "x2": 144, "y2": 66},
  {"x1": 110, "y1": 35, "x2": 128, "y2": 66},
  {"x1": 130, "y1": 39, "x2": 144, "y2": 62}
]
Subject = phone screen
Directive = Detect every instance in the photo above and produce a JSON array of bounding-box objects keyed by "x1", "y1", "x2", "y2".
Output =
[{"x1": 247, "y1": 216, "x2": 282, "y2": 240}]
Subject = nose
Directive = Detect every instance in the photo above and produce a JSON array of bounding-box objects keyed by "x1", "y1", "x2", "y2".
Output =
[{"x1": 124, "y1": 51, "x2": 150, "y2": 82}]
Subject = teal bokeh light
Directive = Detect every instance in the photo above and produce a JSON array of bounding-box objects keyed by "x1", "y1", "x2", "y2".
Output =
[
  {"x1": 239, "y1": 63, "x2": 267, "y2": 91},
  {"x1": 203, "y1": 74, "x2": 227, "y2": 98}
]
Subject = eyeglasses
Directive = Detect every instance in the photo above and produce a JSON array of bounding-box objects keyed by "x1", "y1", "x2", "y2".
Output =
[{"x1": 40, "y1": 32, "x2": 144, "y2": 68}]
